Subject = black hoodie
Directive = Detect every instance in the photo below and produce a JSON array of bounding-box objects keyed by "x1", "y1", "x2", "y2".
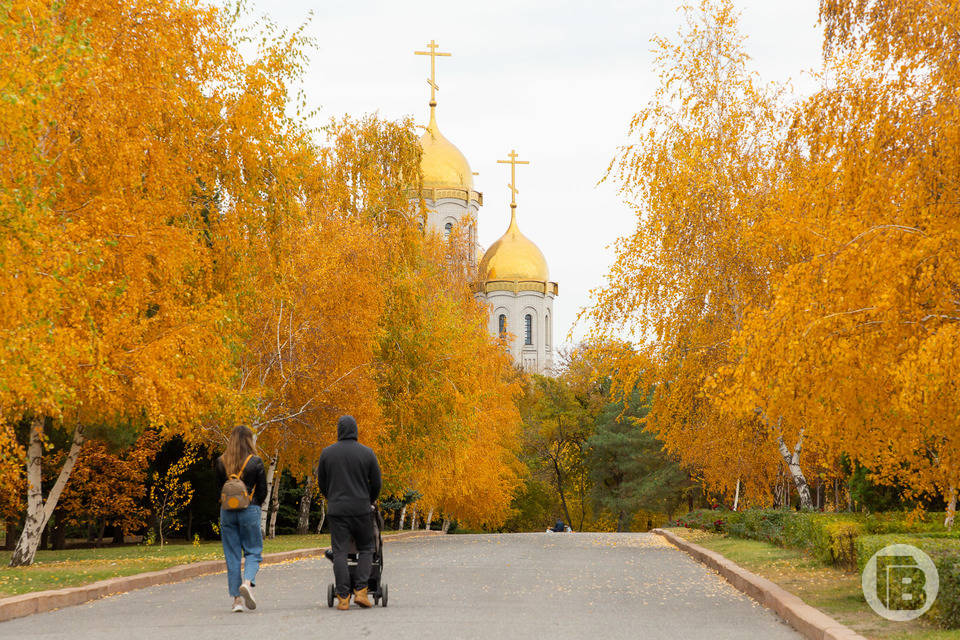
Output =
[{"x1": 316, "y1": 415, "x2": 382, "y2": 516}]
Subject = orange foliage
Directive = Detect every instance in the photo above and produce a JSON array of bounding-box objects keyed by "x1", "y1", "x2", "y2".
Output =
[
  {"x1": 1, "y1": 0, "x2": 311, "y2": 563},
  {"x1": 586, "y1": 0, "x2": 796, "y2": 507},
  {"x1": 1, "y1": 0, "x2": 526, "y2": 552},
  {"x1": 725, "y1": 0, "x2": 960, "y2": 503},
  {"x1": 589, "y1": 0, "x2": 960, "y2": 512},
  {"x1": 374, "y1": 228, "x2": 523, "y2": 527},
  {"x1": 57, "y1": 431, "x2": 162, "y2": 536}
]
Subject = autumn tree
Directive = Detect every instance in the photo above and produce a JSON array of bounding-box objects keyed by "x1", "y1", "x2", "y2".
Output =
[
  {"x1": 374, "y1": 224, "x2": 523, "y2": 529},
  {"x1": 586, "y1": 0, "x2": 960, "y2": 519},
  {"x1": 519, "y1": 374, "x2": 592, "y2": 530},
  {"x1": 586, "y1": 0, "x2": 809, "y2": 507},
  {"x1": 2, "y1": 0, "x2": 528, "y2": 550},
  {"x1": 722, "y1": 0, "x2": 960, "y2": 521},
  {"x1": 294, "y1": 116, "x2": 525, "y2": 530},
  {"x1": 1, "y1": 0, "x2": 312, "y2": 565},
  {"x1": 149, "y1": 445, "x2": 198, "y2": 547},
  {"x1": 56, "y1": 430, "x2": 161, "y2": 546},
  {"x1": 213, "y1": 113, "x2": 424, "y2": 533}
]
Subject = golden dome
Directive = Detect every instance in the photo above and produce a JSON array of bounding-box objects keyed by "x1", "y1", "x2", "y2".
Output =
[
  {"x1": 480, "y1": 209, "x2": 549, "y2": 282},
  {"x1": 419, "y1": 109, "x2": 474, "y2": 191}
]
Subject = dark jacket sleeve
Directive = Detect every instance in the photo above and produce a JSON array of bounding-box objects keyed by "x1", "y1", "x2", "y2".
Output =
[
  {"x1": 253, "y1": 458, "x2": 268, "y2": 506},
  {"x1": 316, "y1": 454, "x2": 328, "y2": 498},
  {"x1": 368, "y1": 451, "x2": 382, "y2": 504}
]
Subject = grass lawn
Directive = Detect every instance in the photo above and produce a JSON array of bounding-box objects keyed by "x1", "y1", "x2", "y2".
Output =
[
  {"x1": 0, "y1": 533, "x2": 332, "y2": 598},
  {"x1": 666, "y1": 528, "x2": 959, "y2": 640}
]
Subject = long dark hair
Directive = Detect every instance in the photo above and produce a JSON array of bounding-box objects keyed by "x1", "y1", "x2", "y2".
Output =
[{"x1": 221, "y1": 425, "x2": 256, "y2": 475}]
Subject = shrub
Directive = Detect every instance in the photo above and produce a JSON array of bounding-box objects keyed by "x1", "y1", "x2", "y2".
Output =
[
  {"x1": 670, "y1": 508, "x2": 728, "y2": 531},
  {"x1": 819, "y1": 521, "x2": 861, "y2": 569},
  {"x1": 856, "y1": 534, "x2": 960, "y2": 629},
  {"x1": 731, "y1": 509, "x2": 787, "y2": 545},
  {"x1": 782, "y1": 513, "x2": 863, "y2": 569},
  {"x1": 671, "y1": 507, "x2": 960, "y2": 627},
  {"x1": 936, "y1": 552, "x2": 960, "y2": 629},
  {"x1": 671, "y1": 508, "x2": 789, "y2": 544}
]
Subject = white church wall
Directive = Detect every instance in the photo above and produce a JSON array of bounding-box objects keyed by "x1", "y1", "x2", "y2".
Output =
[
  {"x1": 413, "y1": 196, "x2": 481, "y2": 264},
  {"x1": 413, "y1": 195, "x2": 556, "y2": 374},
  {"x1": 481, "y1": 287, "x2": 556, "y2": 374}
]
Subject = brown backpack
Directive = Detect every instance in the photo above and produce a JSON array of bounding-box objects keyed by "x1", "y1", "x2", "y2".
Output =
[{"x1": 221, "y1": 454, "x2": 254, "y2": 511}]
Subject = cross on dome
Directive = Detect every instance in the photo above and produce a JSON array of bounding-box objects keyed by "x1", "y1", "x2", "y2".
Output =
[
  {"x1": 496, "y1": 149, "x2": 529, "y2": 209},
  {"x1": 414, "y1": 40, "x2": 451, "y2": 109}
]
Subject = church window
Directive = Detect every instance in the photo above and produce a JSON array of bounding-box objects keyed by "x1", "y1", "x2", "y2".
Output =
[
  {"x1": 524, "y1": 314, "x2": 533, "y2": 345},
  {"x1": 498, "y1": 314, "x2": 507, "y2": 338},
  {"x1": 545, "y1": 314, "x2": 550, "y2": 348},
  {"x1": 444, "y1": 221, "x2": 453, "y2": 238}
]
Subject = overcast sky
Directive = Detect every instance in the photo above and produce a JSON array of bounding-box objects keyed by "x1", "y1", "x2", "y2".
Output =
[{"x1": 243, "y1": 0, "x2": 825, "y2": 348}]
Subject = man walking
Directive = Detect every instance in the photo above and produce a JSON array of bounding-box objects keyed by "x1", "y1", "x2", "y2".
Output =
[{"x1": 316, "y1": 415, "x2": 382, "y2": 610}]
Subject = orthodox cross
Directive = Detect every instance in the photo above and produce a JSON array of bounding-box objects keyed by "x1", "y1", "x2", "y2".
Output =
[
  {"x1": 414, "y1": 40, "x2": 451, "y2": 107},
  {"x1": 497, "y1": 150, "x2": 529, "y2": 208}
]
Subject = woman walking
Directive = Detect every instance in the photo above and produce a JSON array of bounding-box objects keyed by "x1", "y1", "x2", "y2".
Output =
[{"x1": 216, "y1": 425, "x2": 267, "y2": 612}]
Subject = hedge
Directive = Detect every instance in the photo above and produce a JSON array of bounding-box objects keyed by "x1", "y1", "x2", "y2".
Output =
[
  {"x1": 669, "y1": 510, "x2": 960, "y2": 629},
  {"x1": 855, "y1": 534, "x2": 960, "y2": 629},
  {"x1": 671, "y1": 509, "x2": 866, "y2": 565}
]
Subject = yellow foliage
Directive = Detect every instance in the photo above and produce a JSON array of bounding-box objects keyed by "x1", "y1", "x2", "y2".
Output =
[
  {"x1": 0, "y1": 0, "x2": 527, "y2": 542},
  {"x1": 149, "y1": 444, "x2": 198, "y2": 547},
  {"x1": 588, "y1": 0, "x2": 960, "y2": 509}
]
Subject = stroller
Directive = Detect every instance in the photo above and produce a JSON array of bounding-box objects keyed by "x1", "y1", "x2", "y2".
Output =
[{"x1": 324, "y1": 507, "x2": 388, "y2": 607}]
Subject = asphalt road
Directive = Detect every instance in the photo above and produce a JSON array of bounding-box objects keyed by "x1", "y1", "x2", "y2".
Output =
[{"x1": 0, "y1": 533, "x2": 802, "y2": 640}]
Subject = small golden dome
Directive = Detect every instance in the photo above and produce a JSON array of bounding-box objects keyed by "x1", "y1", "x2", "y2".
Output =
[
  {"x1": 480, "y1": 209, "x2": 549, "y2": 282},
  {"x1": 419, "y1": 109, "x2": 474, "y2": 191}
]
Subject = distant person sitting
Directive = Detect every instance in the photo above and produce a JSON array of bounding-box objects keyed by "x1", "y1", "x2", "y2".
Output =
[
  {"x1": 316, "y1": 415, "x2": 382, "y2": 610},
  {"x1": 547, "y1": 520, "x2": 571, "y2": 533}
]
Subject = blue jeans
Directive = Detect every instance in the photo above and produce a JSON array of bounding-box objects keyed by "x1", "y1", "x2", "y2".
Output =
[{"x1": 220, "y1": 505, "x2": 262, "y2": 597}]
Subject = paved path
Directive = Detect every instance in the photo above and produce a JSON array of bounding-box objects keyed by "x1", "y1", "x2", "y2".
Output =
[{"x1": 1, "y1": 533, "x2": 802, "y2": 640}]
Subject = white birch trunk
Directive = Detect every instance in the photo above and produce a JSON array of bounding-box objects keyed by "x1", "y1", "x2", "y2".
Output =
[
  {"x1": 732, "y1": 478, "x2": 741, "y2": 511},
  {"x1": 261, "y1": 455, "x2": 278, "y2": 535},
  {"x1": 316, "y1": 499, "x2": 326, "y2": 534},
  {"x1": 442, "y1": 518, "x2": 451, "y2": 533},
  {"x1": 10, "y1": 420, "x2": 85, "y2": 566},
  {"x1": 425, "y1": 508, "x2": 434, "y2": 531},
  {"x1": 268, "y1": 468, "x2": 281, "y2": 539},
  {"x1": 757, "y1": 409, "x2": 813, "y2": 510},
  {"x1": 297, "y1": 475, "x2": 314, "y2": 535},
  {"x1": 776, "y1": 430, "x2": 813, "y2": 510},
  {"x1": 946, "y1": 486, "x2": 957, "y2": 530},
  {"x1": 398, "y1": 504, "x2": 407, "y2": 530},
  {"x1": 411, "y1": 507, "x2": 418, "y2": 531}
]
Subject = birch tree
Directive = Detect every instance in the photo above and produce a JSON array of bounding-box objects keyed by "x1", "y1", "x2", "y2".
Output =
[
  {"x1": 1, "y1": 0, "x2": 313, "y2": 564},
  {"x1": 586, "y1": 0, "x2": 809, "y2": 506}
]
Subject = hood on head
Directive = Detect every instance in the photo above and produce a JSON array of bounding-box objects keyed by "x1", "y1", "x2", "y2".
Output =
[{"x1": 337, "y1": 415, "x2": 358, "y2": 441}]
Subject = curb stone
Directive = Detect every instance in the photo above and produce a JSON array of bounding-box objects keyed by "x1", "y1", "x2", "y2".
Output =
[
  {"x1": 652, "y1": 528, "x2": 869, "y2": 640},
  {"x1": 0, "y1": 529, "x2": 442, "y2": 623}
]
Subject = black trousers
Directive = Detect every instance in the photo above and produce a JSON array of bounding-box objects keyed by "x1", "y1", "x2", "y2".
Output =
[{"x1": 329, "y1": 513, "x2": 375, "y2": 597}]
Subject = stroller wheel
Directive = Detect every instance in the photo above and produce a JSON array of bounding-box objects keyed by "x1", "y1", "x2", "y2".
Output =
[
  {"x1": 327, "y1": 583, "x2": 335, "y2": 608},
  {"x1": 381, "y1": 583, "x2": 388, "y2": 607}
]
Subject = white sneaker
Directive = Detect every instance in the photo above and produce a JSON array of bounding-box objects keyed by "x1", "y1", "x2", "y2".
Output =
[
  {"x1": 232, "y1": 597, "x2": 244, "y2": 613},
  {"x1": 239, "y1": 581, "x2": 257, "y2": 610}
]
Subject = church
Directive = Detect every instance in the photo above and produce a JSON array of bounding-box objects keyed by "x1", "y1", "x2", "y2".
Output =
[{"x1": 407, "y1": 41, "x2": 558, "y2": 375}]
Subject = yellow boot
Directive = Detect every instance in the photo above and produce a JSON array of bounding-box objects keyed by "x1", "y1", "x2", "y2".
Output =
[
  {"x1": 353, "y1": 587, "x2": 373, "y2": 608},
  {"x1": 336, "y1": 593, "x2": 351, "y2": 610}
]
